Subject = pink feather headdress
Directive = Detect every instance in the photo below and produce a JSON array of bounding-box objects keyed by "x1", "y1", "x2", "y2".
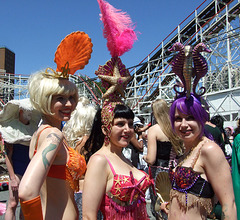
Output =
[
  {"x1": 97, "y1": 0, "x2": 137, "y2": 57},
  {"x1": 96, "y1": 0, "x2": 137, "y2": 145}
]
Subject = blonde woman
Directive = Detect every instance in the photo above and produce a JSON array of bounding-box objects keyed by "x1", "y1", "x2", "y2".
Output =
[
  {"x1": 63, "y1": 96, "x2": 97, "y2": 219},
  {"x1": 18, "y1": 31, "x2": 92, "y2": 219},
  {"x1": 63, "y1": 96, "x2": 97, "y2": 153},
  {"x1": 143, "y1": 99, "x2": 182, "y2": 219},
  {"x1": 18, "y1": 71, "x2": 86, "y2": 220}
]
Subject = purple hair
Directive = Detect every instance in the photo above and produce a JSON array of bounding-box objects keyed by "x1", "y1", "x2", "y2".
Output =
[{"x1": 170, "y1": 94, "x2": 210, "y2": 138}]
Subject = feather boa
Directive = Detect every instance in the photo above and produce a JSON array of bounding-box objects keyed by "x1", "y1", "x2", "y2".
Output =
[{"x1": 97, "y1": 0, "x2": 137, "y2": 57}]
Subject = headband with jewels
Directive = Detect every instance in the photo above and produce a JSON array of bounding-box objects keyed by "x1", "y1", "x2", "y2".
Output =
[
  {"x1": 95, "y1": 0, "x2": 136, "y2": 136},
  {"x1": 44, "y1": 31, "x2": 93, "y2": 79},
  {"x1": 169, "y1": 42, "x2": 211, "y2": 99}
]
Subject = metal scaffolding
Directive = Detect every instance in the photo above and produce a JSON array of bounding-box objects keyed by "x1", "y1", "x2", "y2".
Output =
[
  {"x1": 125, "y1": 0, "x2": 240, "y2": 125},
  {"x1": 0, "y1": 0, "x2": 240, "y2": 126},
  {"x1": 0, "y1": 73, "x2": 101, "y2": 109}
]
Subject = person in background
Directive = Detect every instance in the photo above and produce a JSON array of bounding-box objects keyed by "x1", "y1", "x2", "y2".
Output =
[
  {"x1": 143, "y1": 99, "x2": 182, "y2": 220},
  {"x1": 0, "y1": 133, "x2": 4, "y2": 161},
  {"x1": 225, "y1": 126, "x2": 234, "y2": 145},
  {"x1": 210, "y1": 115, "x2": 231, "y2": 155},
  {"x1": 134, "y1": 116, "x2": 150, "y2": 172},
  {"x1": 0, "y1": 99, "x2": 40, "y2": 220},
  {"x1": 63, "y1": 96, "x2": 96, "y2": 154},
  {"x1": 62, "y1": 96, "x2": 97, "y2": 219},
  {"x1": 231, "y1": 118, "x2": 240, "y2": 220},
  {"x1": 204, "y1": 120, "x2": 225, "y2": 151},
  {"x1": 122, "y1": 116, "x2": 150, "y2": 168},
  {"x1": 127, "y1": 117, "x2": 144, "y2": 168},
  {"x1": 18, "y1": 31, "x2": 92, "y2": 219}
]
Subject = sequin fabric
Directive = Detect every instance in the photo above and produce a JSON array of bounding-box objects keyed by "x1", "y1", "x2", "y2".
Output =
[
  {"x1": 100, "y1": 156, "x2": 153, "y2": 219},
  {"x1": 168, "y1": 142, "x2": 214, "y2": 214},
  {"x1": 169, "y1": 166, "x2": 200, "y2": 190},
  {"x1": 64, "y1": 138, "x2": 87, "y2": 192},
  {"x1": 95, "y1": 57, "x2": 132, "y2": 135}
]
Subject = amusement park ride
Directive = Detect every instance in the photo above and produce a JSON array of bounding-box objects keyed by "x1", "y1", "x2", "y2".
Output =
[{"x1": 0, "y1": 0, "x2": 240, "y2": 126}]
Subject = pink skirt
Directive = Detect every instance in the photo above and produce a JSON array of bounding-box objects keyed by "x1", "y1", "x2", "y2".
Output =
[{"x1": 0, "y1": 202, "x2": 6, "y2": 215}]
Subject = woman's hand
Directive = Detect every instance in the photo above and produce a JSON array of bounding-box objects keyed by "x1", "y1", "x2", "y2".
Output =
[
  {"x1": 10, "y1": 177, "x2": 19, "y2": 191},
  {"x1": 155, "y1": 197, "x2": 170, "y2": 215}
]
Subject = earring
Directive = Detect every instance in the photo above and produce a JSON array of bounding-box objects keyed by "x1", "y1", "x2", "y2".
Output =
[{"x1": 104, "y1": 135, "x2": 110, "y2": 146}]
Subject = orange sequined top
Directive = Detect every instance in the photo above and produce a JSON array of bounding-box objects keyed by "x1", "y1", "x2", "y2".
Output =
[{"x1": 33, "y1": 126, "x2": 86, "y2": 192}]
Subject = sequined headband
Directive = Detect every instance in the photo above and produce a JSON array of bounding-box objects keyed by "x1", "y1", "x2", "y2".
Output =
[
  {"x1": 169, "y1": 42, "x2": 211, "y2": 99},
  {"x1": 96, "y1": 57, "x2": 131, "y2": 129},
  {"x1": 44, "y1": 63, "x2": 70, "y2": 79}
]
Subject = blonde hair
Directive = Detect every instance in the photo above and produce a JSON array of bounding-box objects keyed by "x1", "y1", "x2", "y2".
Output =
[
  {"x1": 152, "y1": 99, "x2": 183, "y2": 155},
  {"x1": 63, "y1": 97, "x2": 97, "y2": 149},
  {"x1": 28, "y1": 71, "x2": 78, "y2": 115}
]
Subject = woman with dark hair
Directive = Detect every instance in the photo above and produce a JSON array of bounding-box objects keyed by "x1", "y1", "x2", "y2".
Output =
[
  {"x1": 167, "y1": 94, "x2": 236, "y2": 220},
  {"x1": 83, "y1": 1, "x2": 152, "y2": 218},
  {"x1": 82, "y1": 104, "x2": 152, "y2": 219},
  {"x1": 210, "y1": 115, "x2": 230, "y2": 154}
]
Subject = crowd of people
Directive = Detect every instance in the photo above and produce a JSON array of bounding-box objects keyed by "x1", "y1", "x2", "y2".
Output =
[
  {"x1": 0, "y1": 0, "x2": 239, "y2": 220},
  {"x1": 0, "y1": 92, "x2": 239, "y2": 220}
]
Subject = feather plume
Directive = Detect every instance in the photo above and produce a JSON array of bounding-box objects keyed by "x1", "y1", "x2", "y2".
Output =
[{"x1": 97, "y1": 0, "x2": 137, "y2": 57}]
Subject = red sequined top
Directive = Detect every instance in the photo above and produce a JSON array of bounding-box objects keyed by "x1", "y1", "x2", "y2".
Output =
[{"x1": 100, "y1": 156, "x2": 153, "y2": 220}]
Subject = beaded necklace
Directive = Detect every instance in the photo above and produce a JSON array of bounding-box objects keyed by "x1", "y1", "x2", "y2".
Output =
[
  {"x1": 178, "y1": 144, "x2": 199, "y2": 167},
  {"x1": 178, "y1": 137, "x2": 210, "y2": 167}
]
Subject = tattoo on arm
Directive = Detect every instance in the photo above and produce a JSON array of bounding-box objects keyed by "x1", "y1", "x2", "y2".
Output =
[
  {"x1": 41, "y1": 133, "x2": 61, "y2": 169},
  {"x1": 46, "y1": 133, "x2": 61, "y2": 142},
  {"x1": 221, "y1": 206, "x2": 229, "y2": 220},
  {"x1": 42, "y1": 143, "x2": 57, "y2": 169}
]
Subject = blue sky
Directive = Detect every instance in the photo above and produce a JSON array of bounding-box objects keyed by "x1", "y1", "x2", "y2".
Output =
[{"x1": 0, "y1": 0, "x2": 206, "y2": 78}]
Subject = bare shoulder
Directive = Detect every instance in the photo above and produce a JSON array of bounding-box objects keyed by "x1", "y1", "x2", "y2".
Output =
[
  {"x1": 148, "y1": 124, "x2": 157, "y2": 133},
  {"x1": 88, "y1": 153, "x2": 108, "y2": 169},
  {"x1": 35, "y1": 126, "x2": 63, "y2": 151},
  {"x1": 201, "y1": 139, "x2": 226, "y2": 163},
  {"x1": 149, "y1": 124, "x2": 163, "y2": 135},
  {"x1": 39, "y1": 126, "x2": 63, "y2": 140}
]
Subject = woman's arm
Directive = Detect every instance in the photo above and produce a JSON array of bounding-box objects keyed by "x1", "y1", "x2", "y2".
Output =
[
  {"x1": 143, "y1": 126, "x2": 157, "y2": 165},
  {"x1": 19, "y1": 128, "x2": 63, "y2": 200},
  {"x1": 130, "y1": 135, "x2": 143, "y2": 151},
  {"x1": 202, "y1": 142, "x2": 237, "y2": 220},
  {"x1": 4, "y1": 143, "x2": 19, "y2": 190},
  {"x1": 82, "y1": 155, "x2": 108, "y2": 220},
  {"x1": 75, "y1": 135, "x2": 89, "y2": 154}
]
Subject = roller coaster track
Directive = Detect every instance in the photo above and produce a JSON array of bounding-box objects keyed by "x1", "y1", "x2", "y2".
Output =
[
  {"x1": 1, "y1": 0, "x2": 240, "y2": 124},
  {"x1": 0, "y1": 72, "x2": 102, "y2": 109},
  {"x1": 125, "y1": 0, "x2": 240, "y2": 124}
]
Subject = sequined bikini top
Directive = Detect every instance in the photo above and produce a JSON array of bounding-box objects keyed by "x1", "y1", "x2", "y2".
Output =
[
  {"x1": 105, "y1": 155, "x2": 151, "y2": 203},
  {"x1": 33, "y1": 126, "x2": 86, "y2": 192},
  {"x1": 169, "y1": 143, "x2": 214, "y2": 199}
]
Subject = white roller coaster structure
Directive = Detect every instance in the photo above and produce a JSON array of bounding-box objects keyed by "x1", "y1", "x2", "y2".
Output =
[{"x1": 0, "y1": 0, "x2": 240, "y2": 127}]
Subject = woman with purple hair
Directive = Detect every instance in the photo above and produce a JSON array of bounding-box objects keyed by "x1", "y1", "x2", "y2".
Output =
[{"x1": 166, "y1": 94, "x2": 236, "y2": 220}]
